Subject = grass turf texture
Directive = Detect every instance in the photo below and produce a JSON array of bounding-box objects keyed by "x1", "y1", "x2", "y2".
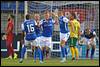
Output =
[{"x1": 1, "y1": 58, "x2": 99, "y2": 66}]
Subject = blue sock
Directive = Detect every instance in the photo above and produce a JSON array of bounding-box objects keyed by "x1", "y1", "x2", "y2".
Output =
[
  {"x1": 64, "y1": 47, "x2": 67, "y2": 57},
  {"x1": 20, "y1": 45, "x2": 26, "y2": 59},
  {"x1": 61, "y1": 46, "x2": 65, "y2": 58},
  {"x1": 41, "y1": 50, "x2": 43, "y2": 61},
  {"x1": 38, "y1": 48, "x2": 43, "y2": 61},
  {"x1": 34, "y1": 48, "x2": 37, "y2": 61},
  {"x1": 91, "y1": 48, "x2": 95, "y2": 59}
]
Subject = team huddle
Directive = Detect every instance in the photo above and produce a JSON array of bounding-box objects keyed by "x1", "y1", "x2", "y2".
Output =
[{"x1": 2, "y1": 10, "x2": 97, "y2": 64}]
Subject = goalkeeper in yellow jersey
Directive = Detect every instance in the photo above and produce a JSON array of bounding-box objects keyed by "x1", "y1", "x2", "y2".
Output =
[{"x1": 68, "y1": 13, "x2": 80, "y2": 61}]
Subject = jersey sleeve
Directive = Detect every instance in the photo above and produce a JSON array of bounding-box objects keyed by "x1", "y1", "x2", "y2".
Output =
[
  {"x1": 21, "y1": 23, "x2": 25, "y2": 32},
  {"x1": 63, "y1": 17, "x2": 69, "y2": 23},
  {"x1": 81, "y1": 30, "x2": 84, "y2": 34},
  {"x1": 52, "y1": 19, "x2": 55, "y2": 23},
  {"x1": 40, "y1": 20, "x2": 43, "y2": 25},
  {"x1": 34, "y1": 20, "x2": 37, "y2": 25},
  {"x1": 93, "y1": 31, "x2": 96, "y2": 36}
]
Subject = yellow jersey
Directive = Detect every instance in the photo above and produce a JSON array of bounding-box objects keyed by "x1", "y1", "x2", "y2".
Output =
[{"x1": 68, "y1": 19, "x2": 80, "y2": 38}]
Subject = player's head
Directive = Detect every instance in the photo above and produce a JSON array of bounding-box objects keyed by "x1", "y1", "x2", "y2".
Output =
[
  {"x1": 69, "y1": 12, "x2": 76, "y2": 20},
  {"x1": 26, "y1": 14, "x2": 30, "y2": 20},
  {"x1": 8, "y1": 14, "x2": 14, "y2": 21},
  {"x1": 85, "y1": 27, "x2": 90, "y2": 35},
  {"x1": 58, "y1": 10, "x2": 64, "y2": 16},
  {"x1": 44, "y1": 10, "x2": 50, "y2": 20},
  {"x1": 34, "y1": 13, "x2": 40, "y2": 21}
]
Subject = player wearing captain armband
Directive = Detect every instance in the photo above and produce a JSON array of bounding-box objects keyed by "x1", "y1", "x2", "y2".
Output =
[{"x1": 19, "y1": 14, "x2": 37, "y2": 63}]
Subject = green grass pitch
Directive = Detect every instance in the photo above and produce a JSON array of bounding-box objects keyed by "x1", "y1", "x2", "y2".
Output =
[{"x1": 1, "y1": 58, "x2": 99, "y2": 66}]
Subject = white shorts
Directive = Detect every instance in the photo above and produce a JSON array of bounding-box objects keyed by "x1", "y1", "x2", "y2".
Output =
[
  {"x1": 35, "y1": 36, "x2": 42, "y2": 47},
  {"x1": 40, "y1": 36, "x2": 52, "y2": 48},
  {"x1": 84, "y1": 37, "x2": 96, "y2": 46},
  {"x1": 24, "y1": 39, "x2": 37, "y2": 46},
  {"x1": 60, "y1": 32, "x2": 70, "y2": 42}
]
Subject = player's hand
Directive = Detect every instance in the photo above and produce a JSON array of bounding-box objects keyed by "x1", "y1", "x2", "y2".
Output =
[
  {"x1": 52, "y1": 12, "x2": 58, "y2": 18},
  {"x1": 2, "y1": 35, "x2": 7, "y2": 40}
]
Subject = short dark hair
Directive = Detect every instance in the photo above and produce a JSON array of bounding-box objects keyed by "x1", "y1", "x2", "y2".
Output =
[{"x1": 26, "y1": 14, "x2": 30, "y2": 20}]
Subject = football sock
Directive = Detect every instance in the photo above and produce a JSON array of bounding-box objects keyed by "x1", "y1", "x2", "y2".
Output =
[
  {"x1": 34, "y1": 47, "x2": 37, "y2": 61},
  {"x1": 38, "y1": 48, "x2": 43, "y2": 61},
  {"x1": 20, "y1": 45, "x2": 26, "y2": 59},
  {"x1": 74, "y1": 47, "x2": 79, "y2": 59},
  {"x1": 70, "y1": 47, "x2": 75, "y2": 58},
  {"x1": 64, "y1": 47, "x2": 68, "y2": 56},
  {"x1": 91, "y1": 48, "x2": 95, "y2": 59},
  {"x1": 61, "y1": 46, "x2": 65, "y2": 58}
]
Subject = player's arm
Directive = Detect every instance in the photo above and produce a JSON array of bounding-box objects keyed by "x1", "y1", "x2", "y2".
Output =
[
  {"x1": 21, "y1": 32, "x2": 25, "y2": 44},
  {"x1": 35, "y1": 20, "x2": 41, "y2": 27},
  {"x1": 5, "y1": 22, "x2": 13, "y2": 35},
  {"x1": 52, "y1": 12, "x2": 58, "y2": 18},
  {"x1": 68, "y1": 22, "x2": 70, "y2": 30},
  {"x1": 37, "y1": 21, "x2": 41, "y2": 27},
  {"x1": 52, "y1": 19, "x2": 56, "y2": 25},
  {"x1": 90, "y1": 31, "x2": 96, "y2": 42},
  {"x1": 21, "y1": 23, "x2": 25, "y2": 44},
  {"x1": 93, "y1": 31, "x2": 96, "y2": 37},
  {"x1": 69, "y1": 20, "x2": 74, "y2": 32},
  {"x1": 39, "y1": 20, "x2": 43, "y2": 31},
  {"x1": 63, "y1": 17, "x2": 69, "y2": 23},
  {"x1": 93, "y1": 31, "x2": 99, "y2": 42},
  {"x1": 6, "y1": 27, "x2": 11, "y2": 35},
  {"x1": 51, "y1": 12, "x2": 59, "y2": 25},
  {"x1": 78, "y1": 22, "x2": 81, "y2": 40},
  {"x1": 2, "y1": 22, "x2": 13, "y2": 40}
]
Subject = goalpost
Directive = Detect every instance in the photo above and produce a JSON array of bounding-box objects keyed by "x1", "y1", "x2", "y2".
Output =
[{"x1": 24, "y1": 1, "x2": 28, "y2": 59}]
